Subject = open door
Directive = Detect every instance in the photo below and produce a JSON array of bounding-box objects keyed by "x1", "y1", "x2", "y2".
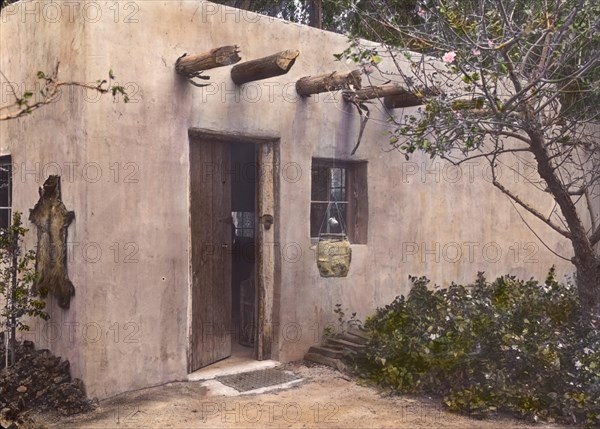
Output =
[
  {"x1": 188, "y1": 128, "x2": 279, "y2": 372},
  {"x1": 189, "y1": 140, "x2": 232, "y2": 371}
]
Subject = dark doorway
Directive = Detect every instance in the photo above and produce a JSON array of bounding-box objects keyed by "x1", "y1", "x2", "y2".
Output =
[
  {"x1": 189, "y1": 128, "x2": 277, "y2": 373},
  {"x1": 230, "y1": 142, "x2": 257, "y2": 357}
]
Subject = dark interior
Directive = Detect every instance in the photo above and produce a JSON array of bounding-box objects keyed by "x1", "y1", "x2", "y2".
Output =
[{"x1": 230, "y1": 141, "x2": 257, "y2": 348}]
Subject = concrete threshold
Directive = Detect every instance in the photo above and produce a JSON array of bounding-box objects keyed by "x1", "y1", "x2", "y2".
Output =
[{"x1": 188, "y1": 359, "x2": 281, "y2": 381}]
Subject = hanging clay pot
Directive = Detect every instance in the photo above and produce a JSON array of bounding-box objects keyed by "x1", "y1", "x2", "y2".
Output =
[{"x1": 317, "y1": 234, "x2": 352, "y2": 277}]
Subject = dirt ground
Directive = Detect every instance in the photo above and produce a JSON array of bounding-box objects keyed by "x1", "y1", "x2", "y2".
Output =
[{"x1": 34, "y1": 362, "x2": 572, "y2": 429}]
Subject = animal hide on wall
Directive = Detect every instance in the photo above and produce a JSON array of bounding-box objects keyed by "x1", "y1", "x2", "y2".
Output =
[{"x1": 29, "y1": 175, "x2": 75, "y2": 309}]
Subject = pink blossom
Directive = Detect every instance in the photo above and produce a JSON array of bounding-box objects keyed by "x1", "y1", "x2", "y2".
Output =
[
  {"x1": 442, "y1": 51, "x2": 456, "y2": 63},
  {"x1": 487, "y1": 39, "x2": 495, "y2": 48},
  {"x1": 471, "y1": 48, "x2": 481, "y2": 56},
  {"x1": 417, "y1": 7, "x2": 426, "y2": 17}
]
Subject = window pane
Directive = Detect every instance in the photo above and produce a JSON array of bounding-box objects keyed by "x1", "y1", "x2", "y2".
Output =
[
  {"x1": 311, "y1": 165, "x2": 329, "y2": 201},
  {"x1": 326, "y1": 202, "x2": 347, "y2": 234},
  {"x1": 310, "y1": 202, "x2": 328, "y2": 237},
  {"x1": 232, "y1": 211, "x2": 255, "y2": 238},
  {"x1": 311, "y1": 202, "x2": 349, "y2": 236},
  {"x1": 329, "y1": 168, "x2": 346, "y2": 201},
  {"x1": 0, "y1": 209, "x2": 9, "y2": 230},
  {"x1": 0, "y1": 163, "x2": 11, "y2": 208}
]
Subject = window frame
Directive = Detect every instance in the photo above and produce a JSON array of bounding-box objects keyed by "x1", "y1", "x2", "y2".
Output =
[{"x1": 310, "y1": 158, "x2": 368, "y2": 244}]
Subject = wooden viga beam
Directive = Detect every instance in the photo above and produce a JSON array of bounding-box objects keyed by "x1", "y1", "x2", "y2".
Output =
[
  {"x1": 231, "y1": 49, "x2": 300, "y2": 85},
  {"x1": 384, "y1": 87, "x2": 442, "y2": 109},
  {"x1": 343, "y1": 84, "x2": 441, "y2": 107},
  {"x1": 296, "y1": 70, "x2": 362, "y2": 97},
  {"x1": 175, "y1": 46, "x2": 241, "y2": 76}
]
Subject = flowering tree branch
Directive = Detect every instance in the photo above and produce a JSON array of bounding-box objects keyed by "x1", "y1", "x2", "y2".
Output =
[{"x1": 342, "y1": 0, "x2": 600, "y2": 320}]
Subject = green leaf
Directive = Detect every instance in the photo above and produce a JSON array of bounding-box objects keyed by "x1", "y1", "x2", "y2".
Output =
[{"x1": 371, "y1": 55, "x2": 383, "y2": 65}]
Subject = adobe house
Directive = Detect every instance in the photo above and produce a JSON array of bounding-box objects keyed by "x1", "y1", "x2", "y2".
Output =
[{"x1": 0, "y1": 1, "x2": 573, "y2": 398}]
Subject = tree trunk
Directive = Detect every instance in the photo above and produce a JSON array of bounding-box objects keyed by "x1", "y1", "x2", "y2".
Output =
[
  {"x1": 308, "y1": 0, "x2": 323, "y2": 28},
  {"x1": 573, "y1": 258, "x2": 600, "y2": 323},
  {"x1": 525, "y1": 120, "x2": 600, "y2": 322}
]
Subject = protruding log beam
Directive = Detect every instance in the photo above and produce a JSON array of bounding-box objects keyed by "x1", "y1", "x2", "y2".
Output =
[
  {"x1": 345, "y1": 84, "x2": 442, "y2": 103},
  {"x1": 384, "y1": 87, "x2": 441, "y2": 108},
  {"x1": 175, "y1": 46, "x2": 241, "y2": 76},
  {"x1": 231, "y1": 49, "x2": 300, "y2": 85},
  {"x1": 383, "y1": 92, "x2": 422, "y2": 108},
  {"x1": 296, "y1": 70, "x2": 362, "y2": 96},
  {"x1": 343, "y1": 84, "x2": 406, "y2": 102}
]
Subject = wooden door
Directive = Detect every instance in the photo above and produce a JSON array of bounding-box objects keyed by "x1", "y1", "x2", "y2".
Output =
[{"x1": 190, "y1": 141, "x2": 232, "y2": 371}]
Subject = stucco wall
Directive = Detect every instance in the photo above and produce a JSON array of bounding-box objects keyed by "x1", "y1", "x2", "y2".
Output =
[{"x1": 0, "y1": 0, "x2": 574, "y2": 398}]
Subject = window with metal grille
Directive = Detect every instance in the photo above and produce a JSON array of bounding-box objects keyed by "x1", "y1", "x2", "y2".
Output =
[
  {"x1": 0, "y1": 156, "x2": 12, "y2": 229},
  {"x1": 310, "y1": 159, "x2": 368, "y2": 244},
  {"x1": 232, "y1": 211, "x2": 255, "y2": 238}
]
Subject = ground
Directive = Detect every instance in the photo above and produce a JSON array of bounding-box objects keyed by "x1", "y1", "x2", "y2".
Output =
[{"x1": 31, "y1": 362, "x2": 572, "y2": 429}]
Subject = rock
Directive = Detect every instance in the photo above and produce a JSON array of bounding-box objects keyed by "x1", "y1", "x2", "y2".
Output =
[
  {"x1": 53, "y1": 376, "x2": 67, "y2": 384},
  {"x1": 0, "y1": 420, "x2": 18, "y2": 429},
  {"x1": 0, "y1": 340, "x2": 94, "y2": 420}
]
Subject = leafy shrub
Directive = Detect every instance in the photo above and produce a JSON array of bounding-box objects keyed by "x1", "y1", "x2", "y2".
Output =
[{"x1": 358, "y1": 270, "x2": 600, "y2": 426}]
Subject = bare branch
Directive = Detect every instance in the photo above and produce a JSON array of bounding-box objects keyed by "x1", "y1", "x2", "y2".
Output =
[
  {"x1": 0, "y1": 63, "x2": 128, "y2": 121},
  {"x1": 492, "y1": 179, "x2": 571, "y2": 238}
]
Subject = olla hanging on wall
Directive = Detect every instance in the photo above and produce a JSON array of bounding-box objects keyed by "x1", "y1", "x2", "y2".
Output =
[{"x1": 316, "y1": 201, "x2": 351, "y2": 277}]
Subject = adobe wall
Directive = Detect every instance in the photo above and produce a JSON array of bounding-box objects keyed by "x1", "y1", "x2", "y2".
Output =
[{"x1": 0, "y1": 0, "x2": 574, "y2": 398}]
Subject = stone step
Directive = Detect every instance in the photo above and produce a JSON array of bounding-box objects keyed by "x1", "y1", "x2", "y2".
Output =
[
  {"x1": 304, "y1": 353, "x2": 347, "y2": 372},
  {"x1": 347, "y1": 327, "x2": 371, "y2": 341},
  {"x1": 308, "y1": 345, "x2": 346, "y2": 359},
  {"x1": 326, "y1": 337, "x2": 366, "y2": 351},
  {"x1": 339, "y1": 331, "x2": 368, "y2": 345}
]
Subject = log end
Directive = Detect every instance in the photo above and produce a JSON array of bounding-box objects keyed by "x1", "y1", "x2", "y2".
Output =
[
  {"x1": 214, "y1": 45, "x2": 242, "y2": 66},
  {"x1": 276, "y1": 49, "x2": 300, "y2": 71}
]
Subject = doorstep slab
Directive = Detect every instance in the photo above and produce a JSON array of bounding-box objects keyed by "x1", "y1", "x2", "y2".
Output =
[{"x1": 188, "y1": 359, "x2": 280, "y2": 381}]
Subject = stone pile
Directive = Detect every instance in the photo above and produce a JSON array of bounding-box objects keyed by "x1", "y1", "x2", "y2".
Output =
[{"x1": 0, "y1": 336, "x2": 94, "y2": 426}]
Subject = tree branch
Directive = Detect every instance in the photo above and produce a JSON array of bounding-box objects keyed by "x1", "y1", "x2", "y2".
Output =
[
  {"x1": 492, "y1": 179, "x2": 571, "y2": 239},
  {"x1": 0, "y1": 63, "x2": 128, "y2": 121}
]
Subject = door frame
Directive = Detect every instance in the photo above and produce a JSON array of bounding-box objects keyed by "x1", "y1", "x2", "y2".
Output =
[{"x1": 187, "y1": 127, "x2": 280, "y2": 371}]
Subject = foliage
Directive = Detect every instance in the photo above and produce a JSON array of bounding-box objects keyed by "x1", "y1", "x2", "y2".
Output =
[
  {"x1": 0, "y1": 212, "x2": 48, "y2": 337},
  {"x1": 339, "y1": 0, "x2": 600, "y2": 320},
  {"x1": 212, "y1": 0, "x2": 419, "y2": 32},
  {"x1": 358, "y1": 271, "x2": 600, "y2": 426}
]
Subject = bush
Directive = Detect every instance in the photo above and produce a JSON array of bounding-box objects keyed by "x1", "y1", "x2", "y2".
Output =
[{"x1": 358, "y1": 270, "x2": 600, "y2": 426}]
